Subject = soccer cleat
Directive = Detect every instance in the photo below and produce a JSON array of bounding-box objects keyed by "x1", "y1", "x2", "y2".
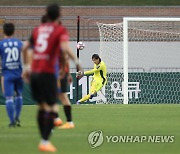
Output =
[
  {"x1": 90, "y1": 92, "x2": 97, "y2": 99},
  {"x1": 15, "y1": 118, "x2": 21, "y2": 127},
  {"x1": 76, "y1": 100, "x2": 80, "y2": 105},
  {"x1": 58, "y1": 122, "x2": 75, "y2": 129},
  {"x1": 54, "y1": 117, "x2": 63, "y2": 127},
  {"x1": 8, "y1": 122, "x2": 16, "y2": 128},
  {"x1": 38, "y1": 142, "x2": 57, "y2": 152}
]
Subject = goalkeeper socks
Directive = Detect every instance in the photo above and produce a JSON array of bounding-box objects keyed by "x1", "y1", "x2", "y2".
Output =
[
  {"x1": 90, "y1": 94, "x2": 94, "y2": 99},
  {"x1": 63, "y1": 105, "x2": 72, "y2": 122},
  {"x1": 14, "y1": 96, "x2": 23, "y2": 120},
  {"x1": 79, "y1": 94, "x2": 90, "y2": 102},
  {"x1": 5, "y1": 98, "x2": 15, "y2": 124},
  {"x1": 90, "y1": 92, "x2": 97, "y2": 99}
]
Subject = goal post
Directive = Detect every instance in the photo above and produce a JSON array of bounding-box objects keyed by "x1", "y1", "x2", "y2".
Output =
[
  {"x1": 123, "y1": 18, "x2": 128, "y2": 104},
  {"x1": 97, "y1": 17, "x2": 180, "y2": 104}
]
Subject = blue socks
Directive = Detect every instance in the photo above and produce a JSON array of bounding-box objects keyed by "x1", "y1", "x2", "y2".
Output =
[
  {"x1": 14, "y1": 96, "x2": 23, "y2": 120},
  {"x1": 5, "y1": 97, "x2": 14, "y2": 124},
  {"x1": 5, "y1": 96, "x2": 23, "y2": 124}
]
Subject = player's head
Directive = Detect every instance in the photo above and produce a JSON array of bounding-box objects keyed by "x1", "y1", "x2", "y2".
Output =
[
  {"x1": 92, "y1": 54, "x2": 101, "y2": 64},
  {"x1": 41, "y1": 15, "x2": 48, "y2": 23},
  {"x1": 3, "y1": 23, "x2": 15, "y2": 37},
  {"x1": 46, "y1": 3, "x2": 60, "y2": 21}
]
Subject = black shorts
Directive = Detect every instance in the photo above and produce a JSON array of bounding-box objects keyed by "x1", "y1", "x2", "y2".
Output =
[
  {"x1": 30, "y1": 73, "x2": 57, "y2": 105},
  {"x1": 60, "y1": 73, "x2": 68, "y2": 93}
]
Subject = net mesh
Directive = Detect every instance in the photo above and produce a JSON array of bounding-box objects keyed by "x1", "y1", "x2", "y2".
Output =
[{"x1": 97, "y1": 20, "x2": 180, "y2": 104}]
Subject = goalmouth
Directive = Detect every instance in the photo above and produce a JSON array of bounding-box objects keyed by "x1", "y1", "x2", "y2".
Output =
[{"x1": 97, "y1": 17, "x2": 180, "y2": 104}]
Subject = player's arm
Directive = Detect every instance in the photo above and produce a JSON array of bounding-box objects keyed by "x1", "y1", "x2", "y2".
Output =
[
  {"x1": 0, "y1": 44, "x2": 4, "y2": 94},
  {"x1": 22, "y1": 35, "x2": 34, "y2": 82},
  {"x1": 22, "y1": 40, "x2": 33, "y2": 73},
  {"x1": 76, "y1": 68, "x2": 96, "y2": 79},
  {"x1": 77, "y1": 65, "x2": 102, "y2": 79},
  {"x1": 84, "y1": 68, "x2": 96, "y2": 75},
  {"x1": 64, "y1": 57, "x2": 73, "y2": 84},
  {"x1": 22, "y1": 34, "x2": 34, "y2": 69},
  {"x1": 84, "y1": 64, "x2": 102, "y2": 75},
  {"x1": 22, "y1": 41, "x2": 30, "y2": 66},
  {"x1": 66, "y1": 61, "x2": 73, "y2": 84},
  {"x1": 59, "y1": 27, "x2": 81, "y2": 71}
]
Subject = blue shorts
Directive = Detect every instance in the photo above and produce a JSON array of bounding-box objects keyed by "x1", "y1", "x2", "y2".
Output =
[{"x1": 3, "y1": 74, "x2": 23, "y2": 97}]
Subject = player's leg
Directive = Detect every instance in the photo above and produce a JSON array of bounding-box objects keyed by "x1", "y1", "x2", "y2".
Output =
[
  {"x1": 30, "y1": 73, "x2": 57, "y2": 152},
  {"x1": 37, "y1": 103, "x2": 57, "y2": 152},
  {"x1": 58, "y1": 73, "x2": 74, "y2": 129},
  {"x1": 77, "y1": 80, "x2": 104, "y2": 104},
  {"x1": 58, "y1": 93, "x2": 74, "y2": 129},
  {"x1": 77, "y1": 80, "x2": 97, "y2": 103},
  {"x1": 1, "y1": 76, "x2": 5, "y2": 94},
  {"x1": 53, "y1": 78, "x2": 63, "y2": 127},
  {"x1": 14, "y1": 77, "x2": 23, "y2": 126},
  {"x1": 53, "y1": 104, "x2": 63, "y2": 127},
  {"x1": 77, "y1": 94, "x2": 91, "y2": 103},
  {"x1": 93, "y1": 82, "x2": 104, "y2": 97},
  {"x1": 3, "y1": 75, "x2": 15, "y2": 127}
]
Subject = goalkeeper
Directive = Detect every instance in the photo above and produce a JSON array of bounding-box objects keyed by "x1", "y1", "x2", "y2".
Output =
[{"x1": 76, "y1": 54, "x2": 107, "y2": 104}]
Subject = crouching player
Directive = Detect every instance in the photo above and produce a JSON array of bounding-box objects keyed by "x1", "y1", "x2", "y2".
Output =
[{"x1": 76, "y1": 54, "x2": 107, "y2": 104}]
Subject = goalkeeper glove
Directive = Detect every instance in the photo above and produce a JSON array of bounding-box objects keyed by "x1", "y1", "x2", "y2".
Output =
[{"x1": 76, "y1": 71, "x2": 84, "y2": 79}]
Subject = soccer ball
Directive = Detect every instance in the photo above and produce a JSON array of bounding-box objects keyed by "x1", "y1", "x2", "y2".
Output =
[
  {"x1": 77, "y1": 41, "x2": 85, "y2": 50},
  {"x1": 76, "y1": 71, "x2": 84, "y2": 79}
]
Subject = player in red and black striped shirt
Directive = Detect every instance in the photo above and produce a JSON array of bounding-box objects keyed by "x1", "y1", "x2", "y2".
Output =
[{"x1": 23, "y1": 4, "x2": 80, "y2": 152}]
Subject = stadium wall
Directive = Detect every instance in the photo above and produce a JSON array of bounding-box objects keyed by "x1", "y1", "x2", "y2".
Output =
[
  {"x1": 0, "y1": 72, "x2": 179, "y2": 105},
  {"x1": 0, "y1": 6, "x2": 180, "y2": 40},
  {"x1": 69, "y1": 42, "x2": 180, "y2": 70},
  {"x1": 0, "y1": 6, "x2": 180, "y2": 17}
]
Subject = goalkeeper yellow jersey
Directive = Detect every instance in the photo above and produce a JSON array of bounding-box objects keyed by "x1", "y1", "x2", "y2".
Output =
[{"x1": 84, "y1": 61, "x2": 107, "y2": 85}]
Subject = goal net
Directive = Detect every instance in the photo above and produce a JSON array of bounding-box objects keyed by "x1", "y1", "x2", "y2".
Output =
[{"x1": 97, "y1": 18, "x2": 180, "y2": 104}]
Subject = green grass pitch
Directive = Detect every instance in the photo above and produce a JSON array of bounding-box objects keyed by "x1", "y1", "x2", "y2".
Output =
[{"x1": 0, "y1": 104, "x2": 180, "y2": 154}]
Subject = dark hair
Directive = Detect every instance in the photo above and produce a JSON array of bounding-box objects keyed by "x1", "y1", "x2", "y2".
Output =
[
  {"x1": 41, "y1": 15, "x2": 48, "y2": 23},
  {"x1": 46, "y1": 4, "x2": 60, "y2": 21},
  {"x1": 3, "y1": 23, "x2": 15, "y2": 36},
  {"x1": 92, "y1": 54, "x2": 101, "y2": 62}
]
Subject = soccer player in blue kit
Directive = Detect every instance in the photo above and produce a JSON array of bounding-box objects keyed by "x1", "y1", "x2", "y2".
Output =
[{"x1": 0, "y1": 23, "x2": 23, "y2": 127}]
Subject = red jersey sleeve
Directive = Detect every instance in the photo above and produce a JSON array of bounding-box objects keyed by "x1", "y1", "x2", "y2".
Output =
[{"x1": 59, "y1": 26, "x2": 69, "y2": 42}]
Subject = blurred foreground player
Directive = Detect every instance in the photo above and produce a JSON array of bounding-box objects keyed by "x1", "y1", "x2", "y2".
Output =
[{"x1": 23, "y1": 4, "x2": 81, "y2": 152}]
